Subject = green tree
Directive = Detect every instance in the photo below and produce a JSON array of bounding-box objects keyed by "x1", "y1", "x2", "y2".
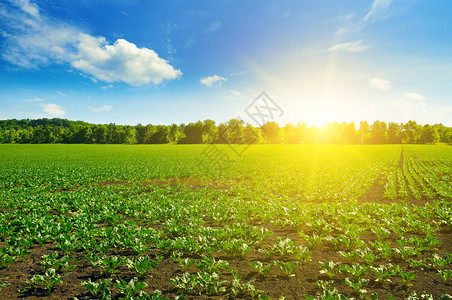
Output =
[
  {"x1": 387, "y1": 122, "x2": 402, "y2": 144},
  {"x1": 261, "y1": 121, "x2": 282, "y2": 143},
  {"x1": 370, "y1": 120, "x2": 388, "y2": 144},
  {"x1": 420, "y1": 124, "x2": 440, "y2": 144},
  {"x1": 180, "y1": 121, "x2": 203, "y2": 144},
  {"x1": 168, "y1": 124, "x2": 183, "y2": 144},
  {"x1": 284, "y1": 123, "x2": 301, "y2": 144},
  {"x1": 401, "y1": 121, "x2": 420, "y2": 144},
  {"x1": 244, "y1": 124, "x2": 262, "y2": 144},
  {"x1": 358, "y1": 121, "x2": 371, "y2": 144},
  {"x1": 202, "y1": 119, "x2": 218, "y2": 144}
]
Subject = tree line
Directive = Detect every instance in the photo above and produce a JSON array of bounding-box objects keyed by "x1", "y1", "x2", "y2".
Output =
[{"x1": 0, "y1": 118, "x2": 450, "y2": 145}]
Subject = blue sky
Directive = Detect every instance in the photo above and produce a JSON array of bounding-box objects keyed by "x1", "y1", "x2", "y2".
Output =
[{"x1": 0, "y1": 0, "x2": 451, "y2": 126}]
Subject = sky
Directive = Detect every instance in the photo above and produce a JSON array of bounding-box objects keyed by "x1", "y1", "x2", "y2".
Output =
[{"x1": 0, "y1": 0, "x2": 451, "y2": 127}]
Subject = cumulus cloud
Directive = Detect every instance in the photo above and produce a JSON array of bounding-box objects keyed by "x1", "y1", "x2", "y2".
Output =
[
  {"x1": 40, "y1": 103, "x2": 65, "y2": 116},
  {"x1": 368, "y1": 78, "x2": 392, "y2": 91},
  {"x1": 311, "y1": 40, "x2": 369, "y2": 54},
  {"x1": 0, "y1": 0, "x2": 181, "y2": 86},
  {"x1": 71, "y1": 34, "x2": 181, "y2": 86},
  {"x1": 200, "y1": 75, "x2": 227, "y2": 87},
  {"x1": 93, "y1": 105, "x2": 113, "y2": 112},
  {"x1": 365, "y1": 0, "x2": 393, "y2": 23}
]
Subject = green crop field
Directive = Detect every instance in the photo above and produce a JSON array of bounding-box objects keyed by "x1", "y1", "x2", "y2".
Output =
[{"x1": 0, "y1": 144, "x2": 451, "y2": 300}]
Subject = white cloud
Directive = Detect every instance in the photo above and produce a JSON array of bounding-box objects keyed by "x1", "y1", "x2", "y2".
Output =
[
  {"x1": 13, "y1": 0, "x2": 39, "y2": 18},
  {"x1": 40, "y1": 103, "x2": 65, "y2": 116},
  {"x1": 93, "y1": 105, "x2": 113, "y2": 112},
  {"x1": 24, "y1": 97, "x2": 44, "y2": 102},
  {"x1": 224, "y1": 90, "x2": 244, "y2": 101},
  {"x1": 391, "y1": 93, "x2": 427, "y2": 116},
  {"x1": 71, "y1": 34, "x2": 181, "y2": 86},
  {"x1": 364, "y1": 0, "x2": 393, "y2": 23},
  {"x1": 311, "y1": 40, "x2": 369, "y2": 54},
  {"x1": 200, "y1": 75, "x2": 227, "y2": 87},
  {"x1": 0, "y1": 0, "x2": 181, "y2": 86},
  {"x1": 368, "y1": 78, "x2": 392, "y2": 91},
  {"x1": 204, "y1": 21, "x2": 222, "y2": 33},
  {"x1": 388, "y1": 92, "x2": 452, "y2": 124},
  {"x1": 101, "y1": 84, "x2": 114, "y2": 90}
]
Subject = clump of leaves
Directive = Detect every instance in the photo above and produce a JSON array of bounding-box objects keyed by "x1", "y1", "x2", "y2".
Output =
[
  {"x1": 395, "y1": 265, "x2": 416, "y2": 286},
  {"x1": 195, "y1": 255, "x2": 229, "y2": 274},
  {"x1": 40, "y1": 252, "x2": 75, "y2": 272},
  {"x1": 319, "y1": 261, "x2": 341, "y2": 279},
  {"x1": 436, "y1": 270, "x2": 452, "y2": 283},
  {"x1": 344, "y1": 277, "x2": 369, "y2": 298},
  {"x1": 26, "y1": 268, "x2": 64, "y2": 295},
  {"x1": 274, "y1": 260, "x2": 299, "y2": 277},
  {"x1": 126, "y1": 255, "x2": 162, "y2": 279},
  {"x1": 81, "y1": 278, "x2": 112, "y2": 299},
  {"x1": 114, "y1": 277, "x2": 148, "y2": 299},
  {"x1": 92, "y1": 256, "x2": 124, "y2": 276},
  {"x1": 370, "y1": 264, "x2": 396, "y2": 283},
  {"x1": 249, "y1": 261, "x2": 273, "y2": 276}
]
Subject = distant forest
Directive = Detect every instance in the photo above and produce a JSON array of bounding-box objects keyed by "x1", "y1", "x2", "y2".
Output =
[{"x1": 0, "y1": 118, "x2": 450, "y2": 145}]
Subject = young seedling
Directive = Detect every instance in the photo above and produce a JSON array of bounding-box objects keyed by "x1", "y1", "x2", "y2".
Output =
[
  {"x1": 371, "y1": 227, "x2": 391, "y2": 241},
  {"x1": 258, "y1": 247, "x2": 274, "y2": 259},
  {"x1": 338, "y1": 250, "x2": 358, "y2": 264},
  {"x1": 92, "y1": 256, "x2": 124, "y2": 276},
  {"x1": 319, "y1": 261, "x2": 341, "y2": 279},
  {"x1": 344, "y1": 277, "x2": 369, "y2": 298},
  {"x1": 429, "y1": 253, "x2": 452, "y2": 270},
  {"x1": 175, "y1": 256, "x2": 195, "y2": 271},
  {"x1": 196, "y1": 272, "x2": 228, "y2": 295},
  {"x1": 395, "y1": 265, "x2": 416, "y2": 286},
  {"x1": 243, "y1": 278, "x2": 264, "y2": 298},
  {"x1": 224, "y1": 239, "x2": 253, "y2": 258},
  {"x1": 0, "y1": 280, "x2": 10, "y2": 291},
  {"x1": 114, "y1": 277, "x2": 148, "y2": 299},
  {"x1": 170, "y1": 272, "x2": 199, "y2": 295},
  {"x1": 127, "y1": 255, "x2": 162, "y2": 279},
  {"x1": 0, "y1": 252, "x2": 16, "y2": 268},
  {"x1": 436, "y1": 270, "x2": 452, "y2": 283},
  {"x1": 273, "y1": 237, "x2": 296, "y2": 257},
  {"x1": 306, "y1": 280, "x2": 349, "y2": 300},
  {"x1": 407, "y1": 259, "x2": 430, "y2": 270},
  {"x1": 81, "y1": 278, "x2": 112, "y2": 299},
  {"x1": 249, "y1": 261, "x2": 273, "y2": 276},
  {"x1": 230, "y1": 270, "x2": 245, "y2": 297},
  {"x1": 394, "y1": 246, "x2": 419, "y2": 261},
  {"x1": 339, "y1": 263, "x2": 369, "y2": 280},
  {"x1": 28, "y1": 268, "x2": 64, "y2": 295},
  {"x1": 299, "y1": 232, "x2": 325, "y2": 250},
  {"x1": 370, "y1": 264, "x2": 397, "y2": 283},
  {"x1": 356, "y1": 248, "x2": 379, "y2": 265},
  {"x1": 274, "y1": 260, "x2": 299, "y2": 277},
  {"x1": 40, "y1": 252, "x2": 75, "y2": 272},
  {"x1": 195, "y1": 255, "x2": 229, "y2": 274},
  {"x1": 294, "y1": 245, "x2": 312, "y2": 264}
]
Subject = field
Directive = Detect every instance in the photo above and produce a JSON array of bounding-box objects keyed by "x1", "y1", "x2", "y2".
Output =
[{"x1": 0, "y1": 144, "x2": 451, "y2": 300}]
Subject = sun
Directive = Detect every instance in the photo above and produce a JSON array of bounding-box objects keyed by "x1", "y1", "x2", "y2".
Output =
[{"x1": 307, "y1": 111, "x2": 333, "y2": 127}]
